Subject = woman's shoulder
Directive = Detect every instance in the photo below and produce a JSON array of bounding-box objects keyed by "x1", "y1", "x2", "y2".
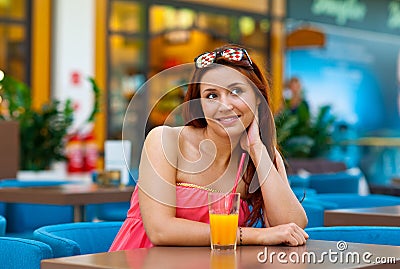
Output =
[
  {"x1": 145, "y1": 125, "x2": 183, "y2": 142},
  {"x1": 141, "y1": 126, "x2": 183, "y2": 170},
  {"x1": 147, "y1": 125, "x2": 201, "y2": 140},
  {"x1": 145, "y1": 125, "x2": 203, "y2": 153},
  {"x1": 144, "y1": 126, "x2": 197, "y2": 155}
]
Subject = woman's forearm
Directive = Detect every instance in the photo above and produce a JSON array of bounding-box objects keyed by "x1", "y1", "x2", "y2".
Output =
[
  {"x1": 145, "y1": 217, "x2": 211, "y2": 246},
  {"x1": 241, "y1": 225, "x2": 308, "y2": 246},
  {"x1": 249, "y1": 144, "x2": 308, "y2": 228}
]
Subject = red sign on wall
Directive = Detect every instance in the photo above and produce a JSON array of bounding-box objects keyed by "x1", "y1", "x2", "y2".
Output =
[{"x1": 71, "y1": 71, "x2": 81, "y2": 86}]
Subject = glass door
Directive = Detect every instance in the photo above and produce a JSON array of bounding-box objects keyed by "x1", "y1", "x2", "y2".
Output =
[
  {"x1": 108, "y1": 0, "x2": 145, "y2": 139},
  {"x1": 0, "y1": 0, "x2": 31, "y2": 83}
]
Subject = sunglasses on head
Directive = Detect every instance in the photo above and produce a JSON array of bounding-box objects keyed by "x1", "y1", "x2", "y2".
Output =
[{"x1": 194, "y1": 48, "x2": 253, "y2": 69}]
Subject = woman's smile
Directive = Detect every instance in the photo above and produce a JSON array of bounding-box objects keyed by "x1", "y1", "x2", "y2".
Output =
[{"x1": 215, "y1": 115, "x2": 241, "y2": 126}]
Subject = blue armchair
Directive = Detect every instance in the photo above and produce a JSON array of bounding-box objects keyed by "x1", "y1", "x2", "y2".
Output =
[
  {"x1": 0, "y1": 237, "x2": 53, "y2": 269},
  {"x1": 0, "y1": 215, "x2": 6, "y2": 236},
  {"x1": 34, "y1": 221, "x2": 123, "y2": 258},
  {"x1": 305, "y1": 226, "x2": 400, "y2": 246}
]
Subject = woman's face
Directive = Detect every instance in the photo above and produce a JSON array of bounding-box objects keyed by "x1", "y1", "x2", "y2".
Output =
[{"x1": 199, "y1": 65, "x2": 260, "y2": 138}]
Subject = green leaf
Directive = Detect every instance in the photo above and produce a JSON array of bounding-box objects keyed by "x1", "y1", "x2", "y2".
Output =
[{"x1": 86, "y1": 77, "x2": 101, "y2": 123}]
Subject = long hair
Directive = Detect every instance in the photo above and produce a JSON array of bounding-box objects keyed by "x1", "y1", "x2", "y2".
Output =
[{"x1": 183, "y1": 44, "x2": 277, "y2": 227}]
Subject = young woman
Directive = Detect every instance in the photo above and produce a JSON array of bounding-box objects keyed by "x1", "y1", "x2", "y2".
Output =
[{"x1": 109, "y1": 45, "x2": 308, "y2": 251}]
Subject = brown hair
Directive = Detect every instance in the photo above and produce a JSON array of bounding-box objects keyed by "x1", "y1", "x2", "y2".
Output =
[{"x1": 183, "y1": 44, "x2": 277, "y2": 227}]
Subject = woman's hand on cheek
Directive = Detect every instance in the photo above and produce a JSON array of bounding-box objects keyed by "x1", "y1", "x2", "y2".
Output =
[{"x1": 240, "y1": 109, "x2": 262, "y2": 153}]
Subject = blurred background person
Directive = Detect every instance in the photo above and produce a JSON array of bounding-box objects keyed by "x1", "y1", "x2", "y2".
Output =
[{"x1": 283, "y1": 76, "x2": 309, "y2": 113}]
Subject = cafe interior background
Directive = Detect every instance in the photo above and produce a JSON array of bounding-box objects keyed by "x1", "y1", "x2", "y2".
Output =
[{"x1": 0, "y1": 0, "x2": 400, "y2": 186}]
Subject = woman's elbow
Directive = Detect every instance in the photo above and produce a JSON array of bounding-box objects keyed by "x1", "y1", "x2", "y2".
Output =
[
  {"x1": 146, "y1": 228, "x2": 170, "y2": 246},
  {"x1": 298, "y1": 214, "x2": 308, "y2": 229},
  {"x1": 295, "y1": 210, "x2": 308, "y2": 229},
  {"x1": 147, "y1": 231, "x2": 167, "y2": 246}
]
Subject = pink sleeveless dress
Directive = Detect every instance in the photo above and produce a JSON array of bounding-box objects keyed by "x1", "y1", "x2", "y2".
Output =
[{"x1": 109, "y1": 183, "x2": 250, "y2": 251}]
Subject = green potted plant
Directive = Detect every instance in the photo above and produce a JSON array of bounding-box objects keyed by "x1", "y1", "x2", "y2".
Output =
[
  {"x1": 274, "y1": 101, "x2": 339, "y2": 175},
  {"x1": 0, "y1": 75, "x2": 73, "y2": 171},
  {"x1": 275, "y1": 104, "x2": 336, "y2": 158},
  {"x1": 0, "y1": 75, "x2": 100, "y2": 172}
]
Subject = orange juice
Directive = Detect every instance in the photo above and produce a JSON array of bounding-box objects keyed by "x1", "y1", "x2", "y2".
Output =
[{"x1": 209, "y1": 213, "x2": 239, "y2": 248}]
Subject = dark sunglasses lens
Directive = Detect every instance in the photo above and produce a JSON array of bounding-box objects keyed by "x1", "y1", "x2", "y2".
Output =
[{"x1": 195, "y1": 52, "x2": 216, "y2": 68}]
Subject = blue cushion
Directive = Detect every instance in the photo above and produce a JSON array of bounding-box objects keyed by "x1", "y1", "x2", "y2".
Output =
[
  {"x1": 308, "y1": 170, "x2": 361, "y2": 194},
  {"x1": 308, "y1": 193, "x2": 400, "y2": 209},
  {"x1": 0, "y1": 237, "x2": 53, "y2": 269},
  {"x1": 302, "y1": 197, "x2": 339, "y2": 210},
  {"x1": 305, "y1": 226, "x2": 400, "y2": 246},
  {"x1": 34, "y1": 221, "x2": 123, "y2": 258},
  {"x1": 0, "y1": 215, "x2": 6, "y2": 236}
]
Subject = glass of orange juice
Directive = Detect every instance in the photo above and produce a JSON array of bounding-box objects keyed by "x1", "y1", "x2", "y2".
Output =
[{"x1": 208, "y1": 192, "x2": 240, "y2": 251}]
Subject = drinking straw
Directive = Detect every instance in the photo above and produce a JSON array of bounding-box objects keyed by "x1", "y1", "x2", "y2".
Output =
[
  {"x1": 232, "y1": 152, "x2": 247, "y2": 194},
  {"x1": 225, "y1": 152, "x2": 247, "y2": 214}
]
